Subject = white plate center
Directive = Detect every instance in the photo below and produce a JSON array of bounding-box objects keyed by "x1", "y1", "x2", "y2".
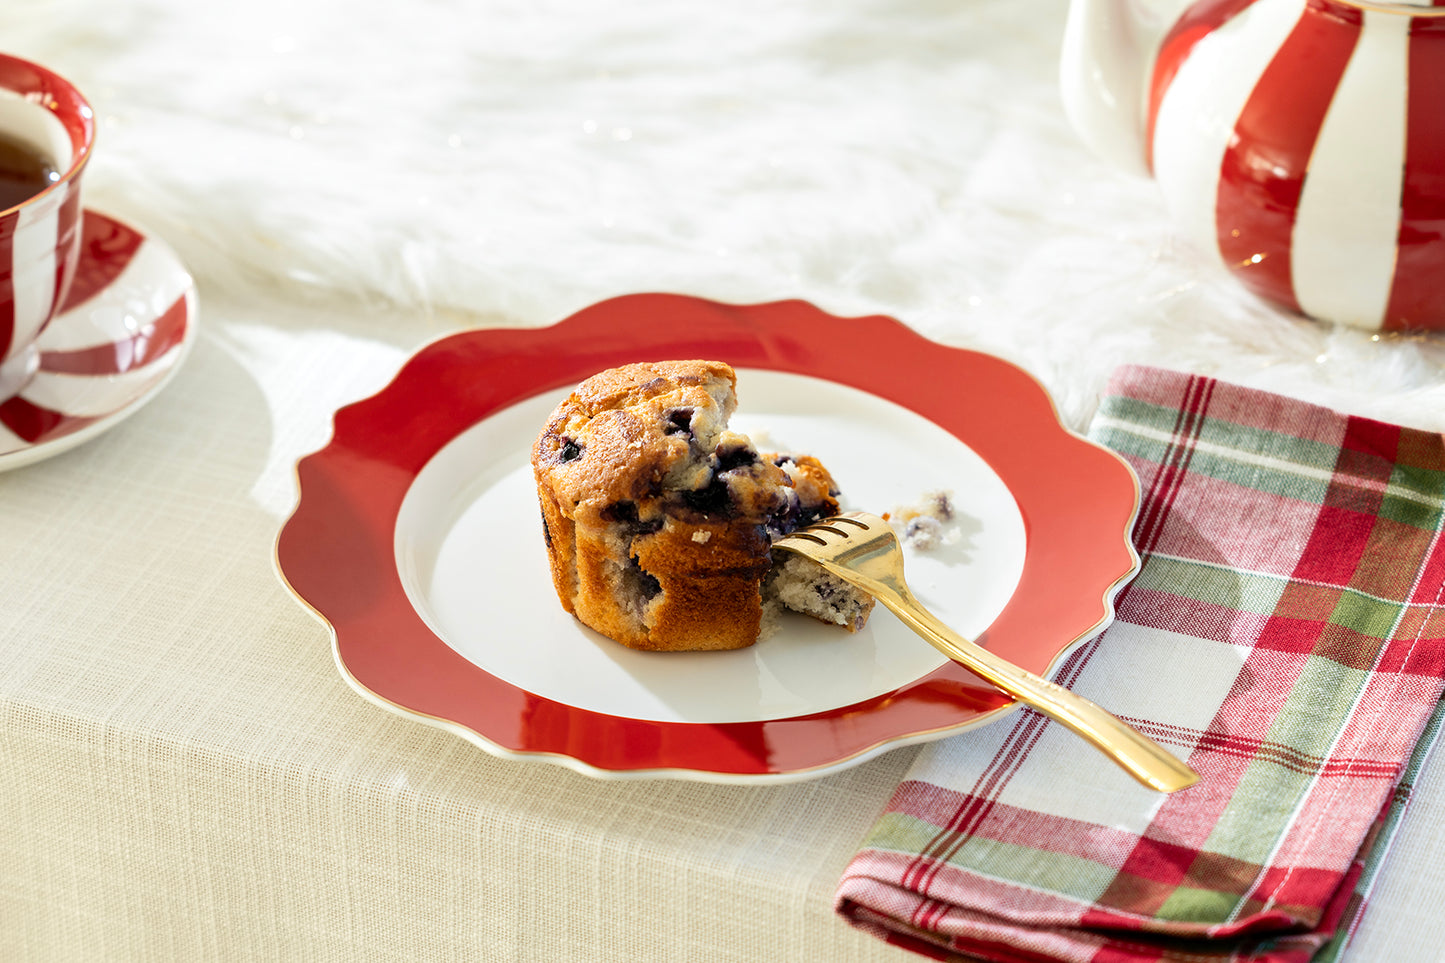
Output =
[{"x1": 395, "y1": 369, "x2": 1026, "y2": 724}]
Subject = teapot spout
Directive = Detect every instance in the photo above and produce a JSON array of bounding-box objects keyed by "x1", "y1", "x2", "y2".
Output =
[{"x1": 1061, "y1": 0, "x2": 1192, "y2": 176}]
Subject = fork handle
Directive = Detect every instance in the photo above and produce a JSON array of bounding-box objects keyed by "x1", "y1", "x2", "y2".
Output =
[{"x1": 875, "y1": 586, "x2": 1200, "y2": 793}]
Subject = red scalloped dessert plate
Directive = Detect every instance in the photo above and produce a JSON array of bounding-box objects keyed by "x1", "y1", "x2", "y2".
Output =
[{"x1": 276, "y1": 294, "x2": 1140, "y2": 783}]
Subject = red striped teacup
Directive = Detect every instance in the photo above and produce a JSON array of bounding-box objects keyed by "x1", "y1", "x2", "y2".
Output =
[{"x1": 0, "y1": 54, "x2": 93, "y2": 401}]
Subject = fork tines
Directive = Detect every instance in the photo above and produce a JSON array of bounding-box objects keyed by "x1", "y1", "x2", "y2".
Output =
[{"x1": 787, "y1": 514, "x2": 872, "y2": 545}]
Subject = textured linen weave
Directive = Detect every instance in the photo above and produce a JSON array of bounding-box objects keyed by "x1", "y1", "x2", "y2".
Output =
[{"x1": 836, "y1": 365, "x2": 1445, "y2": 963}]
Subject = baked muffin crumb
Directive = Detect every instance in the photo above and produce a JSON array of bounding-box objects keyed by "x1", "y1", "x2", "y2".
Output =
[
  {"x1": 888, "y1": 490, "x2": 959, "y2": 551},
  {"x1": 762, "y1": 554, "x2": 872, "y2": 633}
]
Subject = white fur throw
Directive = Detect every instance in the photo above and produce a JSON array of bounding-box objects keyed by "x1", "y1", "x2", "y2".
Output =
[{"x1": 5, "y1": 0, "x2": 1442, "y2": 432}]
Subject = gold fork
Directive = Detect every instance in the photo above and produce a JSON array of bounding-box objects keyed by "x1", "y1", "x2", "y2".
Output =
[{"x1": 774, "y1": 512, "x2": 1199, "y2": 793}]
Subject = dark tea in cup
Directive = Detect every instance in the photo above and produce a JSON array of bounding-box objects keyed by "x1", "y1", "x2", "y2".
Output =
[{"x1": 0, "y1": 130, "x2": 59, "y2": 211}]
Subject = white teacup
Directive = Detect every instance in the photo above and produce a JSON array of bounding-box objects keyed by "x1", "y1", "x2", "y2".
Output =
[{"x1": 0, "y1": 54, "x2": 95, "y2": 402}]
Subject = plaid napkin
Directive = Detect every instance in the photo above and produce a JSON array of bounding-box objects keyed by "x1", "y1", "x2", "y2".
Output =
[{"x1": 836, "y1": 365, "x2": 1445, "y2": 963}]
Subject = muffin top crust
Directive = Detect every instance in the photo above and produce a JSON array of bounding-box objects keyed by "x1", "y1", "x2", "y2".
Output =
[{"x1": 534, "y1": 360, "x2": 740, "y2": 517}]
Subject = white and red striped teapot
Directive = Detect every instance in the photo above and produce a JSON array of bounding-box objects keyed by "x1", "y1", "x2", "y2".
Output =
[{"x1": 1062, "y1": 0, "x2": 1445, "y2": 332}]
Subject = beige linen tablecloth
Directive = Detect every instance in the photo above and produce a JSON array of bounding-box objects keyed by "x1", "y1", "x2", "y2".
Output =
[{"x1": 3, "y1": 0, "x2": 1445, "y2": 960}]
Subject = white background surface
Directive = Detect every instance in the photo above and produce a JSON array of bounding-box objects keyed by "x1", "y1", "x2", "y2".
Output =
[{"x1": 2, "y1": 0, "x2": 1443, "y2": 960}]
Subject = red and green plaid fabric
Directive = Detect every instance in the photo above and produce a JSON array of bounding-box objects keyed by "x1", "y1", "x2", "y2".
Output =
[{"x1": 836, "y1": 365, "x2": 1445, "y2": 963}]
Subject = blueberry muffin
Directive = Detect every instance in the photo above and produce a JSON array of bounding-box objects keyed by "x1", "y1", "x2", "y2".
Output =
[{"x1": 532, "y1": 360, "x2": 873, "y2": 651}]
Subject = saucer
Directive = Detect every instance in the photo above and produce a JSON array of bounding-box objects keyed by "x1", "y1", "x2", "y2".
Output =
[{"x1": 0, "y1": 209, "x2": 197, "y2": 471}]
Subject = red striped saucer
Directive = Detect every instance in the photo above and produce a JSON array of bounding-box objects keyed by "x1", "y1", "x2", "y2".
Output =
[{"x1": 0, "y1": 209, "x2": 197, "y2": 470}]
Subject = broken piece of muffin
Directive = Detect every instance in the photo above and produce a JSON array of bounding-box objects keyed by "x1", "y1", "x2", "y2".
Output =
[{"x1": 531, "y1": 359, "x2": 874, "y2": 651}]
